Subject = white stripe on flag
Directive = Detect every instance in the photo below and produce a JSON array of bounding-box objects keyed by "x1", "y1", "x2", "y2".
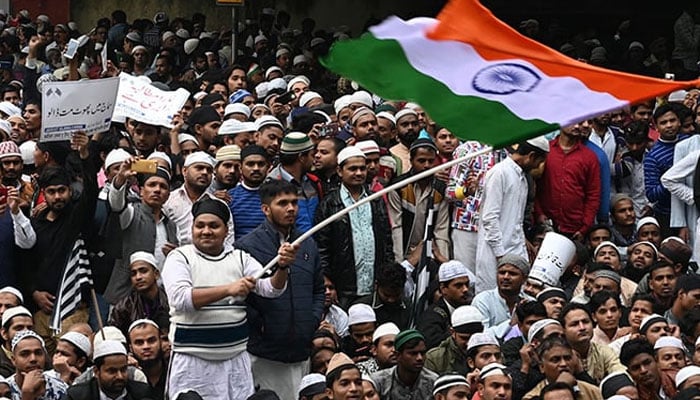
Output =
[{"x1": 49, "y1": 238, "x2": 93, "y2": 333}]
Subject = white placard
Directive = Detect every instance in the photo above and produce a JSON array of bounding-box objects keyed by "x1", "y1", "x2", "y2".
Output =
[
  {"x1": 113, "y1": 72, "x2": 190, "y2": 128},
  {"x1": 41, "y1": 77, "x2": 120, "y2": 142}
]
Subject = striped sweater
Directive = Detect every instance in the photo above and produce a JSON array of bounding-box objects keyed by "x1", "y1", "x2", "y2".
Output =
[
  {"x1": 228, "y1": 183, "x2": 266, "y2": 240},
  {"x1": 644, "y1": 135, "x2": 688, "y2": 215}
]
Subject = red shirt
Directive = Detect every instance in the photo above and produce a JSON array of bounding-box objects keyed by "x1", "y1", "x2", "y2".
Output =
[{"x1": 535, "y1": 137, "x2": 601, "y2": 235}]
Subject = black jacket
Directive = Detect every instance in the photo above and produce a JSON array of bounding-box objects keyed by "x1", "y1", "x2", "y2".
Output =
[
  {"x1": 416, "y1": 298, "x2": 451, "y2": 349},
  {"x1": 314, "y1": 187, "x2": 394, "y2": 302},
  {"x1": 63, "y1": 379, "x2": 154, "y2": 400}
]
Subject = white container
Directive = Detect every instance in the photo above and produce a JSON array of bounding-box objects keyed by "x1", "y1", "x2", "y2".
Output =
[{"x1": 529, "y1": 232, "x2": 576, "y2": 286}]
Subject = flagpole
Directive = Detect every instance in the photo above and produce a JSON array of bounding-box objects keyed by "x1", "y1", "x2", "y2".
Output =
[
  {"x1": 253, "y1": 145, "x2": 494, "y2": 278},
  {"x1": 90, "y1": 288, "x2": 106, "y2": 341}
]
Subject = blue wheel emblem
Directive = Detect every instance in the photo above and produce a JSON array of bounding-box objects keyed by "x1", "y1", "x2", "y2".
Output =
[{"x1": 472, "y1": 63, "x2": 541, "y2": 95}]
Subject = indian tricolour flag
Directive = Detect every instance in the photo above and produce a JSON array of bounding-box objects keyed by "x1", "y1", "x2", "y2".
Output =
[{"x1": 320, "y1": 0, "x2": 700, "y2": 146}]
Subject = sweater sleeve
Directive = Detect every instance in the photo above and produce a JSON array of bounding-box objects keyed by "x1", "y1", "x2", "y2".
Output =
[
  {"x1": 644, "y1": 151, "x2": 666, "y2": 203},
  {"x1": 161, "y1": 250, "x2": 195, "y2": 313}
]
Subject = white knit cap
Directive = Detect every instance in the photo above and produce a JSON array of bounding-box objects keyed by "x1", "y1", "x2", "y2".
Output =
[
  {"x1": 0, "y1": 101, "x2": 21, "y2": 117},
  {"x1": 224, "y1": 103, "x2": 251, "y2": 119},
  {"x1": 297, "y1": 373, "x2": 326, "y2": 397},
  {"x1": 129, "y1": 251, "x2": 157, "y2": 268},
  {"x1": 265, "y1": 66, "x2": 283, "y2": 80},
  {"x1": 636, "y1": 216, "x2": 660, "y2": 232},
  {"x1": 293, "y1": 55, "x2": 308, "y2": 66},
  {"x1": 526, "y1": 136, "x2": 550, "y2": 153},
  {"x1": 0, "y1": 287, "x2": 22, "y2": 303},
  {"x1": 2, "y1": 306, "x2": 31, "y2": 327},
  {"x1": 334, "y1": 95, "x2": 352, "y2": 114},
  {"x1": 61, "y1": 331, "x2": 91, "y2": 356},
  {"x1": 347, "y1": 304, "x2": 376, "y2": 326},
  {"x1": 376, "y1": 111, "x2": 396, "y2": 126},
  {"x1": 93, "y1": 340, "x2": 126, "y2": 361},
  {"x1": 676, "y1": 365, "x2": 700, "y2": 388},
  {"x1": 94, "y1": 326, "x2": 127, "y2": 346},
  {"x1": 219, "y1": 119, "x2": 256, "y2": 136},
  {"x1": 104, "y1": 148, "x2": 131, "y2": 170},
  {"x1": 11, "y1": 330, "x2": 44, "y2": 352},
  {"x1": 299, "y1": 91, "x2": 322, "y2": 108},
  {"x1": 451, "y1": 306, "x2": 485, "y2": 330},
  {"x1": 127, "y1": 318, "x2": 160, "y2": 334},
  {"x1": 653, "y1": 336, "x2": 684, "y2": 350},
  {"x1": 183, "y1": 151, "x2": 215, "y2": 168},
  {"x1": 355, "y1": 140, "x2": 380, "y2": 155},
  {"x1": 466, "y1": 332, "x2": 499, "y2": 352},
  {"x1": 255, "y1": 115, "x2": 284, "y2": 131},
  {"x1": 147, "y1": 151, "x2": 172, "y2": 168},
  {"x1": 337, "y1": 146, "x2": 366, "y2": 165},
  {"x1": 527, "y1": 318, "x2": 561, "y2": 343},
  {"x1": 372, "y1": 322, "x2": 400, "y2": 342},
  {"x1": 350, "y1": 91, "x2": 373, "y2": 108},
  {"x1": 177, "y1": 133, "x2": 198, "y2": 145},
  {"x1": 286, "y1": 75, "x2": 310, "y2": 91},
  {"x1": 394, "y1": 108, "x2": 418, "y2": 122},
  {"x1": 438, "y1": 260, "x2": 470, "y2": 283}
]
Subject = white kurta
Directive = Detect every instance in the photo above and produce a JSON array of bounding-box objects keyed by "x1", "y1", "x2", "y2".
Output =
[
  {"x1": 661, "y1": 148, "x2": 700, "y2": 259},
  {"x1": 668, "y1": 136, "x2": 700, "y2": 254},
  {"x1": 475, "y1": 157, "x2": 528, "y2": 292}
]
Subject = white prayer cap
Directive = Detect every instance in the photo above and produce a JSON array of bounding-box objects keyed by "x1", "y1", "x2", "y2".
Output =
[
  {"x1": 639, "y1": 314, "x2": 667, "y2": 334},
  {"x1": 147, "y1": 151, "x2": 172, "y2": 168},
  {"x1": 104, "y1": 148, "x2": 131, "y2": 170},
  {"x1": 175, "y1": 28, "x2": 189, "y2": 40},
  {"x1": 676, "y1": 365, "x2": 700, "y2": 388},
  {"x1": 129, "y1": 251, "x2": 157, "y2": 268},
  {"x1": 93, "y1": 340, "x2": 127, "y2": 361},
  {"x1": 128, "y1": 318, "x2": 160, "y2": 334},
  {"x1": 438, "y1": 260, "x2": 470, "y2": 283},
  {"x1": 2, "y1": 306, "x2": 31, "y2": 327},
  {"x1": 479, "y1": 363, "x2": 509, "y2": 381},
  {"x1": 298, "y1": 373, "x2": 326, "y2": 398},
  {"x1": 593, "y1": 241, "x2": 620, "y2": 259},
  {"x1": 0, "y1": 287, "x2": 22, "y2": 303},
  {"x1": 219, "y1": 120, "x2": 256, "y2": 136},
  {"x1": 668, "y1": 90, "x2": 687, "y2": 103},
  {"x1": 177, "y1": 133, "x2": 198, "y2": 145},
  {"x1": 526, "y1": 136, "x2": 550, "y2": 153},
  {"x1": 299, "y1": 91, "x2": 322, "y2": 108},
  {"x1": 162, "y1": 31, "x2": 175, "y2": 42},
  {"x1": 372, "y1": 322, "x2": 400, "y2": 342},
  {"x1": 350, "y1": 91, "x2": 373, "y2": 108},
  {"x1": 254, "y1": 34, "x2": 268, "y2": 45},
  {"x1": 183, "y1": 151, "x2": 215, "y2": 168},
  {"x1": 451, "y1": 306, "x2": 485, "y2": 333},
  {"x1": 355, "y1": 140, "x2": 380, "y2": 155},
  {"x1": 224, "y1": 103, "x2": 251, "y2": 119},
  {"x1": 653, "y1": 336, "x2": 684, "y2": 350},
  {"x1": 293, "y1": 55, "x2": 308, "y2": 66},
  {"x1": 394, "y1": 108, "x2": 418, "y2": 122},
  {"x1": 0, "y1": 120, "x2": 10, "y2": 136},
  {"x1": 184, "y1": 38, "x2": 199, "y2": 55},
  {"x1": 61, "y1": 332, "x2": 91, "y2": 356},
  {"x1": 130, "y1": 45, "x2": 148, "y2": 55},
  {"x1": 347, "y1": 304, "x2": 376, "y2": 326},
  {"x1": 275, "y1": 48, "x2": 290, "y2": 58},
  {"x1": 376, "y1": 111, "x2": 396, "y2": 126},
  {"x1": 636, "y1": 216, "x2": 660, "y2": 232},
  {"x1": 94, "y1": 326, "x2": 127, "y2": 346},
  {"x1": 527, "y1": 318, "x2": 561, "y2": 343},
  {"x1": 286, "y1": 75, "x2": 310, "y2": 91},
  {"x1": 403, "y1": 102, "x2": 421, "y2": 110},
  {"x1": 466, "y1": 332, "x2": 499, "y2": 352},
  {"x1": 265, "y1": 66, "x2": 283, "y2": 80},
  {"x1": 255, "y1": 115, "x2": 284, "y2": 131},
  {"x1": 337, "y1": 146, "x2": 366, "y2": 166},
  {"x1": 193, "y1": 91, "x2": 208, "y2": 101},
  {"x1": 19, "y1": 141, "x2": 35, "y2": 165},
  {"x1": 334, "y1": 95, "x2": 352, "y2": 114},
  {"x1": 255, "y1": 81, "x2": 270, "y2": 98},
  {"x1": 607, "y1": 396, "x2": 632, "y2": 400},
  {"x1": 268, "y1": 78, "x2": 287, "y2": 92},
  {"x1": 11, "y1": 330, "x2": 44, "y2": 352},
  {"x1": 0, "y1": 101, "x2": 21, "y2": 117}
]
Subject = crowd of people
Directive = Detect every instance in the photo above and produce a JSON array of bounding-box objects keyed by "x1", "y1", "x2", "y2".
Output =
[{"x1": 0, "y1": 3, "x2": 699, "y2": 400}]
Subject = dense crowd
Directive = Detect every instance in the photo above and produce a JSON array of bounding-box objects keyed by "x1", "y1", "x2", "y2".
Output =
[{"x1": 0, "y1": 4, "x2": 699, "y2": 400}]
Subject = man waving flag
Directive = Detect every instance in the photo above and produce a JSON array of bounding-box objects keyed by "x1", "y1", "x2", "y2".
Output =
[{"x1": 320, "y1": 0, "x2": 700, "y2": 146}]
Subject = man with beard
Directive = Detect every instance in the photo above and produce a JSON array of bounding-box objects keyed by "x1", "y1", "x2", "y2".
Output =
[
  {"x1": 371, "y1": 330, "x2": 438, "y2": 400},
  {"x1": 11, "y1": 133, "x2": 95, "y2": 354},
  {"x1": 341, "y1": 304, "x2": 377, "y2": 363},
  {"x1": 313, "y1": 137, "x2": 344, "y2": 195},
  {"x1": 209, "y1": 145, "x2": 241, "y2": 203},
  {"x1": 644, "y1": 104, "x2": 688, "y2": 235},
  {"x1": 472, "y1": 255, "x2": 529, "y2": 336},
  {"x1": 7, "y1": 330, "x2": 67, "y2": 400},
  {"x1": 103, "y1": 159, "x2": 177, "y2": 305},
  {"x1": 560, "y1": 303, "x2": 625, "y2": 383},
  {"x1": 351, "y1": 108, "x2": 379, "y2": 142},
  {"x1": 315, "y1": 147, "x2": 393, "y2": 308},
  {"x1": 536, "y1": 120, "x2": 601, "y2": 241},
  {"x1": 355, "y1": 140, "x2": 383, "y2": 193},
  {"x1": 621, "y1": 241, "x2": 657, "y2": 282},
  {"x1": 128, "y1": 320, "x2": 167, "y2": 400},
  {"x1": 108, "y1": 253, "x2": 170, "y2": 337},
  {"x1": 418, "y1": 261, "x2": 472, "y2": 349},
  {"x1": 65, "y1": 340, "x2": 152, "y2": 400},
  {"x1": 389, "y1": 109, "x2": 420, "y2": 174},
  {"x1": 357, "y1": 322, "x2": 400, "y2": 375},
  {"x1": 229, "y1": 145, "x2": 270, "y2": 240},
  {"x1": 425, "y1": 305, "x2": 485, "y2": 375},
  {"x1": 164, "y1": 151, "x2": 233, "y2": 247},
  {"x1": 254, "y1": 116, "x2": 284, "y2": 161},
  {"x1": 647, "y1": 261, "x2": 678, "y2": 313},
  {"x1": 0, "y1": 141, "x2": 32, "y2": 209},
  {"x1": 614, "y1": 122, "x2": 652, "y2": 216}
]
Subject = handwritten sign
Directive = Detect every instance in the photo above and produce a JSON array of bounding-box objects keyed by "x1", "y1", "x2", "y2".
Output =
[
  {"x1": 41, "y1": 77, "x2": 119, "y2": 142},
  {"x1": 113, "y1": 72, "x2": 190, "y2": 128}
]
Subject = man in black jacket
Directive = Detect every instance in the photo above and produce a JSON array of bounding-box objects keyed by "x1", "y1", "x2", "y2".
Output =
[
  {"x1": 314, "y1": 145, "x2": 393, "y2": 308},
  {"x1": 65, "y1": 340, "x2": 154, "y2": 400}
]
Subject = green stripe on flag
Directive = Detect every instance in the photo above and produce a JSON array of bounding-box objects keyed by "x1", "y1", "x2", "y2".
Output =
[{"x1": 321, "y1": 33, "x2": 558, "y2": 147}]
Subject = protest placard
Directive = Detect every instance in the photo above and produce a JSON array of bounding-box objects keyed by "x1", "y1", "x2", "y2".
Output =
[
  {"x1": 113, "y1": 72, "x2": 190, "y2": 128},
  {"x1": 41, "y1": 77, "x2": 119, "y2": 142}
]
